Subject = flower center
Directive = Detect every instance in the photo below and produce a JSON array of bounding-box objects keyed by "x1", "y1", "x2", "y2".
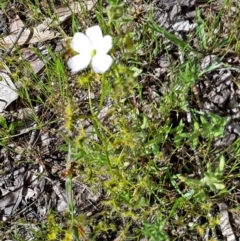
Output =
[{"x1": 90, "y1": 49, "x2": 97, "y2": 57}]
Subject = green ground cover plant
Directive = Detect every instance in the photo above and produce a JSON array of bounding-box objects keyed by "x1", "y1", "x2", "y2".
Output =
[{"x1": 0, "y1": 0, "x2": 240, "y2": 240}]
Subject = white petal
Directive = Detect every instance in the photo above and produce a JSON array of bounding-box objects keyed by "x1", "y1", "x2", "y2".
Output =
[
  {"x1": 67, "y1": 54, "x2": 91, "y2": 73},
  {"x1": 92, "y1": 54, "x2": 113, "y2": 74},
  {"x1": 97, "y1": 35, "x2": 112, "y2": 55},
  {"x1": 86, "y1": 25, "x2": 103, "y2": 48},
  {"x1": 70, "y1": 32, "x2": 92, "y2": 54}
]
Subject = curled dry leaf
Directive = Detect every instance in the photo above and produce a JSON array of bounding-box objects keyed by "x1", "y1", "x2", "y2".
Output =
[{"x1": 0, "y1": 72, "x2": 18, "y2": 112}]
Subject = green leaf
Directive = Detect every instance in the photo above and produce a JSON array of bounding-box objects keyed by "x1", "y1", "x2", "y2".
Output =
[
  {"x1": 192, "y1": 137, "x2": 198, "y2": 149},
  {"x1": 193, "y1": 189, "x2": 206, "y2": 202},
  {"x1": 196, "y1": 9, "x2": 207, "y2": 50},
  {"x1": 213, "y1": 38, "x2": 230, "y2": 50},
  {"x1": 213, "y1": 182, "x2": 225, "y2": 190},
  {"x1": 0, "y1": 115, "x2": 7, "y2": 129},
  {"x1": 206, "y1": 163, "x2": 211, "y2": 173},
  {"x1": 219, "y1": 156, "x2": 225, "y2": 172},
  {"x1": 200, "y1": 115, "x2": 208, "y2": 124},
  {"x1": 178, "y1": 133, "x2": 189, "y2": 138},
  {"x1": 194, "y1": 121, "x2": 200, "y2": 132},
  {"x1": 178, "y1": 175, "x2": 202, "y2": 187},
  {"x1": 129, "y1": 66, "x2": 143, "y2": 77},
  {"x1": 123, "y1": 33, "x2": 134, "y2": 52},
  {"x1": 140, "y1": 114, "x2": 148, "y2": 129},
  {"x1": 107, "y1": 0, "x2": 119, "y2": 4},
  {"x1": 8, "y1": 123, "x2": 15, "y2": 134},
  {"x1": 107, "y1": 3, "x2": 124, "y2": 21}
]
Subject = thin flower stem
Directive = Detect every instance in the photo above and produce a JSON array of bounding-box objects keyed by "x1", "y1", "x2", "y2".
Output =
[{"x1": 98, "y1": 73, "x2": 106, "y2": 112}]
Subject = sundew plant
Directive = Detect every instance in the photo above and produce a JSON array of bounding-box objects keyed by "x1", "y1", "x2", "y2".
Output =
[{"x1": 0, "y1": 0, "x2": 240, "y2": 241}]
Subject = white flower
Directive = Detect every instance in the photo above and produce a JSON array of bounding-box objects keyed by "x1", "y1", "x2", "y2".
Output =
[{"x1": 67, "y1": 25, "x2": 113, "y2": 74}]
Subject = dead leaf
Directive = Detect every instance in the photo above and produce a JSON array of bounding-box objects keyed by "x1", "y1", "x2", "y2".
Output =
[
  {"x1": 172, "y1": 20, "x2": 197, "y2": 32},
  {"x1": 0, "y1": 190, "x2": 22, "y2": 216},
  {"x1": 0, "y1": 169, "x2": 25, "y2": 216},
  {"x1": 0, "y1": 1, "x2": 95, "y2": 49},
  {"x1": 21, "y1": 47, "x2": 46, "y2": 74},
  {"x1": 0, "y1": 26, "x2": 59, "y2": 47},
  {"x1": 24, "y1": 187, "x2": 35, "y2": 201},
  {"x1": 9, "y1": 15, "x2": 25, "y2": 33},
  {"x1": 55, "y1": 1, "x2": 95, "y2": 22},
  {"x1": 218, "y1": 202, "x2": 237, "y2": 241},
  {"x1": 0, "y1": 72, "x2": 18, "y2": 112}
]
